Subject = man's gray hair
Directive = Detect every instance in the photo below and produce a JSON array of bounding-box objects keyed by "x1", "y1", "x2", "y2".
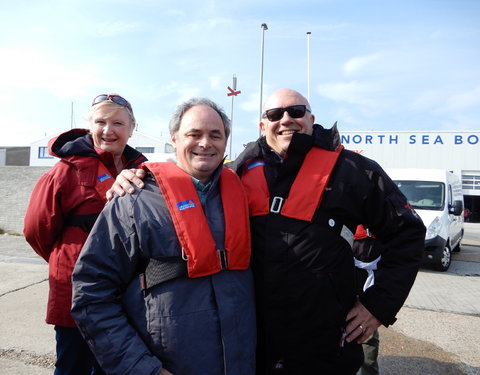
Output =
[{"x1": 169, "y1": 97, "x2": 231, "y2": 139}]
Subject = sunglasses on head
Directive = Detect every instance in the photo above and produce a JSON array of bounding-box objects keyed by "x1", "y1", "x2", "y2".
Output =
[
  {"x1": 92, "y1": 94, "x2": 133, "y2": 111},
  {"x1": 262, "y1": 105, "x2": 311, "y2": 122}
]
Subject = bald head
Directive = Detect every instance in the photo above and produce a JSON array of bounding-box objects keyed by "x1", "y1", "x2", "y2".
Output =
[
  {"x1": 263, "y1": 88, "x2": 310, "y2": 112},
  {"x1": 260, "y1": 88, "x2": 315, "y2": 156}
]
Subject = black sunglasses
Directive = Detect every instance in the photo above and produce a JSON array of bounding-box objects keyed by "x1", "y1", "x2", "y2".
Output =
[
  {"x1": 262, "y1": 105, "x2": 311, "y2": 122},
  {"x1": 92, "y1": 94, "x2": 133, "y2": 112}
]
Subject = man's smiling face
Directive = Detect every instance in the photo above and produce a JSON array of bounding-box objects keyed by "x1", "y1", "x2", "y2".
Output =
[
  {"x1": 172, "y1": 105, "x2": 227, "y2": 184},
  {"x1": 260, "y1": 88, "x2": 315, "y2": 157}
]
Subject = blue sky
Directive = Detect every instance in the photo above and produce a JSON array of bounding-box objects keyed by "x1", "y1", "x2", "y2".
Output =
[{"x1": 1, "y1": 0, "x2": 479, "y2": 158}]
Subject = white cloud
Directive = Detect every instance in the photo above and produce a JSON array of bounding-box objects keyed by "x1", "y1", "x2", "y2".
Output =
[
  {"x1": 343, "y1": 53, "x2": 382, "y2": 76},
  {"x1": 89, "y1": 21, "x2": 139, "y2": 38},
  {"x1": 446, "y1": 85, "x2": 480, "y2": 111},
  {"x1": 412, "y1": 85, "x2": 480, "y2": 115},
  {"x1": 411, "y1": 90, "x2": 447, "y2": 113},
  {"x1": 317, "y1": 80, "x2": 381, "y2": 108},
  {"x1": 152, "y1": 81, "x2": 201, "y2": 102},
  {"x1": 0, "y1": 47, "x2": 103, "y2": 98},
  {"x1": 209, "y1": 76, "x2": 221, "y2": 90},
  {"x1": 239, "y1": 92, "x2": 260, "y2": 113},
  {"x1": 175, "y1": 86, "x2": 202, "y2": 103},
  {"x1": 438, "y1": 112, "x2": 480, "y2": 131}
]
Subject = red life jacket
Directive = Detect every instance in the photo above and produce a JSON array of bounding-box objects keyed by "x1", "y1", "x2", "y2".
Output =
[
  {"x1": 144, "y1": 162, "x2": 251, "y2": 278},
  {"x1": 241, "y1": 146, "x2": 343, "y2": 222}
]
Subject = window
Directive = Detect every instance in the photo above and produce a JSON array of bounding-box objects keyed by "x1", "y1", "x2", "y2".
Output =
[
  {"x1": 38, "y1": 147, "x2": 53, "y2": 159},
  {"x1": 462, "y1": 175, "x2": 480, "y2": 190},
  {"x1": 136, "y1": 147, "x2": 154, "y2": 153},
  {"x1": 394, "y1": 180, "x2": 445, "y2": 211}
]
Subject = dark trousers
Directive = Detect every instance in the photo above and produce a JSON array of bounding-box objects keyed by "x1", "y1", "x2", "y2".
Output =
[{"x1": 54, "y1": 326, "x2": 105, "y2": 375}]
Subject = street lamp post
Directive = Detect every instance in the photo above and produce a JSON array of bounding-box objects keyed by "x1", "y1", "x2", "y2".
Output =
[
  {"x1": 259, "y1": 23, "x2": 268, "y2": 137},
  {"x1": 306, "y1": 31, "x2": 311, "y2": 102}
]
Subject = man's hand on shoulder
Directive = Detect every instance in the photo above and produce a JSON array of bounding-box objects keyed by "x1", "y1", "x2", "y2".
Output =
[{"x1": 106, "y1": 168, "x2": 146, "y2": 201}]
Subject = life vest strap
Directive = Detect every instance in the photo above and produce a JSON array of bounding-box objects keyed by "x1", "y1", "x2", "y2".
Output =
[
  {"x1": 218, "y1": 249, "x2": 228, "y2": 270},
  {"x1": 140, "y1": 257, "x2": 188, "y2": 292},
  {"x1": 140, "y1": 248, "x2": 230, "y2": 292}
]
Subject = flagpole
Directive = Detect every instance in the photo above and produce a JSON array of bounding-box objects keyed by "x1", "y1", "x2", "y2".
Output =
[
  {"x1": 229, "y1": 74, "x2": 237, "y2": 158},
  {"x1": 226, "y1": 77, "x2": 241, "y2": 159},
  {"x1": 259, "y1": 23, "x2": 268, "y2": 137}
]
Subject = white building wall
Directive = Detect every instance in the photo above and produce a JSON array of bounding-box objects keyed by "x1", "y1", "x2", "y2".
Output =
[{"x1": 340, "y1": 131, "x2": 480, "y2": 179}]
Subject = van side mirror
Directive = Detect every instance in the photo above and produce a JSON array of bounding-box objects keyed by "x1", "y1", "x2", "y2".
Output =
[{"x1": 449, "y1": 200, "x2": 463, "y2": 216}]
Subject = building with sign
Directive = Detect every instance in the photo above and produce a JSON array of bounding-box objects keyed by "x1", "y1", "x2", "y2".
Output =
[{"x1": 340, "y1": 130, "x2": 480, "y2": 222}]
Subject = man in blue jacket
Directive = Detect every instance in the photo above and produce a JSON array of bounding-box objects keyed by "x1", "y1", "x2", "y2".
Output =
[{"x1": 71, "y1": 98, "x2": 256, "y2": 375}]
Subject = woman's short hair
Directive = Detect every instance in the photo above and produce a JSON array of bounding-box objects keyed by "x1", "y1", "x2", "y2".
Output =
[{"x1": 169, "y1": 98, "x2": 231, "y2": 139}]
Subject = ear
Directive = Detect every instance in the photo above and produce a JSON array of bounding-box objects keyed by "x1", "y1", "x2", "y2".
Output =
[
  {"x1": 259, "y1": 120, "x2": 266, "y2": 136},
  {"x1": 170, "y1": 133, "x2": 177, "y2": 147}
]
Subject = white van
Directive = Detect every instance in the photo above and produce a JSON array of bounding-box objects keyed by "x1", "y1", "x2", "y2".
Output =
[{"x1": 386, "y1": 168, "x2": 464, "y2": 271}]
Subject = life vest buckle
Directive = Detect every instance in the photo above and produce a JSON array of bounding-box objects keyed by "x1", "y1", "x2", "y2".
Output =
[{"x1": 270, "y1": 196, "x2": 284, "y2": 214}]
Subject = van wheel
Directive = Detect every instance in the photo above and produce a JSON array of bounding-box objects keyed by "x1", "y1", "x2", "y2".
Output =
[{"x1": 435, "y1": 245, "x2": 451, "y2": 272}]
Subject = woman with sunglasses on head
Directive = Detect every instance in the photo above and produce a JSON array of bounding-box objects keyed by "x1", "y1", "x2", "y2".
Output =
[{"x1": 24, "y1": 94, "x2": 147, "y2": 375}]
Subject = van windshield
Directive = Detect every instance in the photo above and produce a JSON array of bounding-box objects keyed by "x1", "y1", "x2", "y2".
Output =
[{"x1": 393, "y1": 180, "x2": 445, "y2": 211}]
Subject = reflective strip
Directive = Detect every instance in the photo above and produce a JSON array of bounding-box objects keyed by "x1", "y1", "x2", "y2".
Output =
[{"x1": 340, "y1": 225, "x2": 354, "y2": 247}]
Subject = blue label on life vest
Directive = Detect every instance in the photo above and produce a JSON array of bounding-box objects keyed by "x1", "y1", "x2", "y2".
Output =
[
  {"x1": 247, "y1": 160, "x2": 265, "y2": 170},
  {"x1": 176, "y1": 199, "x2": 196, "y2": 211},
  {"x1": 97, "y1": 173, "x2": 112, "y2": 183}
]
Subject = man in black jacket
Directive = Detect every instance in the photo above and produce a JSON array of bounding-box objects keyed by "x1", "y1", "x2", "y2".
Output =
[
  {"x1": 228, "y1": 88, "x2": 425, "y2": 375},
  {"x1": 111, "y1": 89, "x2": 426, "y2": 375}
]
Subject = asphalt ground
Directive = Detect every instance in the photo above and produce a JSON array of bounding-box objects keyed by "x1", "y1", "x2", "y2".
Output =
[{"x1": 0, "y1": 223, "x2": 479, "y2": 375}]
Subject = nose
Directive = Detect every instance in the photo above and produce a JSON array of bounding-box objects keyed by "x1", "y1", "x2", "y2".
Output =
[
  {"x1": 198, "y1": 135, "x2": 211, "y2": 148},
  {"x1": 103, "y1": 122, "x2": 114, "y2": 134},
  {"x1": 279, "y1": 109, "x2": 293, "y2": 123}
]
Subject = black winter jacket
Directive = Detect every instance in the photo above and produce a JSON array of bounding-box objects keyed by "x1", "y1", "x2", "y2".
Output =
[{"x1": 229, "y1": 124, "x2": 425, "y2": 374}]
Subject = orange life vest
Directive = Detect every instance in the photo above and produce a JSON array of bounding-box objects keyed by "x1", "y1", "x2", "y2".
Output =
[
  {"x1": 144, "y1": 162, "x2": 251, "y2": 278},
  {"x1": 241, "y1": 146, "x2": 343, "y2": 222}
]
